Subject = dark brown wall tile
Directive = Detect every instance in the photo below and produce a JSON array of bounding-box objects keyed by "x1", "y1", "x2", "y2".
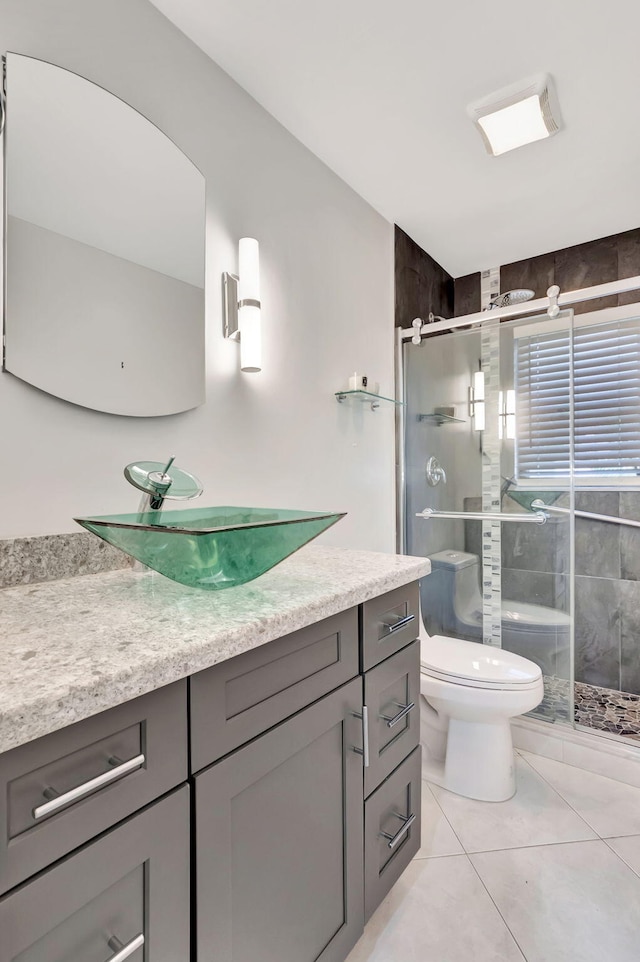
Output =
[
  {"x1": 618, "y1": 228, "x2": 640, "y2": 306},
  {"x1": 454, "y1": 273, "x2": 481, "y2": 316},
  {"x1": 554, "y1": 235, "x2": 618, "y2": 314},
  {"x1": 394, "y1": 225, "x2": 454, "y2": 328},
  {"x1": 499, "y1": 253, "x2": 555, "y2": 301}
]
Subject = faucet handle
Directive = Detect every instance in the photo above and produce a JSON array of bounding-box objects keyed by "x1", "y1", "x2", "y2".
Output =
[{"x1": 124, "y1": 460, "x2": 203, "y2": 501}]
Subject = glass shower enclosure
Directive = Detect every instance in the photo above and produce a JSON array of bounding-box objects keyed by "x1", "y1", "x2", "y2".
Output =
[{"x1": 400, "y1": 310, "x2": 575, "y2": 728}]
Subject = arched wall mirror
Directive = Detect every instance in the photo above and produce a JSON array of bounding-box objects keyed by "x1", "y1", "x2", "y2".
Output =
[{"x1": 2, "y1": 53, "x2": 206, "y2": 417}]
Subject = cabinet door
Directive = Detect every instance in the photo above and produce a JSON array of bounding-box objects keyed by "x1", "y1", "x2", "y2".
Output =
[
  {"x1": 364, "y1": 641, "x2": 420, "y2": 798},
  {"x1": 0, "y1": 785, "x2": 190, "y2": 962},
  {"x1": 196, "y1": 677, "x2": 364, "y2": 962}
]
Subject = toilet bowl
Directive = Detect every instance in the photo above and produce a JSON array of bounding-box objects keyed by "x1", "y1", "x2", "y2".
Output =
[
  {"x1": 422, "y1": 549, "x2": 571, "y2": 679},
  {"x1": 419, "y1": 617, "x2": 544, "y2": 801}
]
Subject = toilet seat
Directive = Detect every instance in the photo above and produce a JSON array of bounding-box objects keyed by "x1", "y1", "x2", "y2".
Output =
[{"x1": 420, "y1": 633, "x2": 542, "y2": 691}]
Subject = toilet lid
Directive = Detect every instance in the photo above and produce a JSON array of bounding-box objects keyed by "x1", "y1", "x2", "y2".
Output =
[{"x1": 420, "y1": 634, "x2": 542, "y2": 688}]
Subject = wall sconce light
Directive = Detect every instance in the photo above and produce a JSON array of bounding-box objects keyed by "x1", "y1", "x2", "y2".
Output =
[
  {"x1": 223, "y1": 238, "x2": 261, "y2": 372},
  {"x1": 499, "y1": 389, "x2": 516, "y2": 440},
  {"x1": 469, "y1": 371, "x2": 485, "y2": 431}
]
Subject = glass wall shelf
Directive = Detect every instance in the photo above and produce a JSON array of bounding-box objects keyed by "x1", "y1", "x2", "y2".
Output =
[
  {"x1": 335, "y1": 390, "x2": 403, "y2": 411},
  {"x1": 417, "y1": 412, "x2": 465, "y2": 426}
]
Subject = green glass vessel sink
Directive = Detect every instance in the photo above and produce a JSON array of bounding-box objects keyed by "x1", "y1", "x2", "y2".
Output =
[{"x1": 75, "y1": 506, "x2": 346, "y2": 590}]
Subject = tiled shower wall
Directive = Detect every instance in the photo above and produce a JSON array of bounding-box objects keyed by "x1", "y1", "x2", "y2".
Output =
[
  {"x1": 453, "y1": 228, "x2": 640, "y2": 317},
  {"x1": 466, "y1": 492, "x2": 640, "y2": 698}
]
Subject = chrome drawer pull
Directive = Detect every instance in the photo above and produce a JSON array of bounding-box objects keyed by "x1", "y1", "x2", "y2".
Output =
[
  {"x1": 380, "y1": 811, "x2": 416, "y2": 850},
  {"x1": 33, "y1": 753, "x2": 146, "y2": 820},
  {"x1": 382, "y1": 613, "x2": 415, "y2": 636},
  {"x1": 352, "y1": 706, "x2": 370, "y2": 768},
  {"x1": 380, "y1": 701, "x2": 415, "y2": 729},
  {"x1": 107, "y1": 933, "x2": 145, "y2": 962}
]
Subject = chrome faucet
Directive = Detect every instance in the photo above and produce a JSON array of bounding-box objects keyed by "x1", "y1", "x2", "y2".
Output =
[{"x1": 124, "y1": 457, "x2": 203, "y2": 512}]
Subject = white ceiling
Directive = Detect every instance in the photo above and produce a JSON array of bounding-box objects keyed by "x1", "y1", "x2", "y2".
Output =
[{"x1": 150, "y1": 0, "x2": 640, "y2": 277}]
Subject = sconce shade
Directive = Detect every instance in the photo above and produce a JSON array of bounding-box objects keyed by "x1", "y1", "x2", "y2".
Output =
[{"x1": 238, "y1": 238, "x2": 261, "y2": 373}]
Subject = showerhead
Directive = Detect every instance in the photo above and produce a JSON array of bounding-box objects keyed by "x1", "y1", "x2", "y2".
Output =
[{"x1": 489, "y1": 289, "x2": 535, "y2": 309}]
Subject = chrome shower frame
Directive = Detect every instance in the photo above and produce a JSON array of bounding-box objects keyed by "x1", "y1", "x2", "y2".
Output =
[{"x1": 394, "y1": 272, "x2": 640, "y2": 553}]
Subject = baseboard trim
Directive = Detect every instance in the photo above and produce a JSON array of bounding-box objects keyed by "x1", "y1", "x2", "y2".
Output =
[{"x1": 511, "y1": 716, "x2": 640, "y2": 788}]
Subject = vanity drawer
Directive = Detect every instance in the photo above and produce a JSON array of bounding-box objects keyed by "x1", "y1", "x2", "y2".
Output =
[
  {"x1": 0, "y1": 785, "x2": 190, "y2": 962},
  {"x1": 190, "y1": 607, "x2": 359, "y2": 772},
  {"x1": 364, "y1": 747, "x2": 421, "y2": 922},
  {"x1": 364, "y1": 641, "x2": 420, "y2": 798},
  {"x1": 361, "y1": 582, "x2": 419, "y2": 671},
  {"x1": 0, "y1": 680, "x2": 187, "y2": 894}
]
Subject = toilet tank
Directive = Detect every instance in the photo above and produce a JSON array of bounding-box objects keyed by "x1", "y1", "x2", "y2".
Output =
[{"x1": 423, "y1": 550, "x2": 483, "y2": 638}]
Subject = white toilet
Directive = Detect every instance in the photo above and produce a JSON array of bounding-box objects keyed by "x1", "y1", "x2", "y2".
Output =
[{"x1": 419, "y1": 617, "x2": 544, "y2": 802}]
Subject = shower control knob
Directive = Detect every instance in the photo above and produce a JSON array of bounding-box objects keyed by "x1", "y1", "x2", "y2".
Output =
[{"x1": 426, "y1": 456, "x2": 447, "y2": 487}]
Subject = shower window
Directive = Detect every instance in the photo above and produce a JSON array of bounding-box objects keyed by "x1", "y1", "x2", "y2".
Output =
[{"x1": 514, "y1": 308, "x2": 640, "y2": 484}]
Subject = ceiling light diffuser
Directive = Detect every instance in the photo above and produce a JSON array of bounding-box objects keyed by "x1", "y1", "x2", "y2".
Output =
[{"x1": 468, "y1": 74, "x2": 561, "y2": 156}]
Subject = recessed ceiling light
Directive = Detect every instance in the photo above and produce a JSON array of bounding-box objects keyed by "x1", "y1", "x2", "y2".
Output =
[{"x1": 468, "y1": 74, "x2": 562, "y2": 156}]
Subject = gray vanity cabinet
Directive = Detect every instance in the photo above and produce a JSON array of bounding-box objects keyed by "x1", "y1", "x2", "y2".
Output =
[
  {"x1": 196, "y1": 676, "x2": 365, "y2": 962},
  {"x1": 0, "y1": 785, "x2": 190, "y2": 962}
]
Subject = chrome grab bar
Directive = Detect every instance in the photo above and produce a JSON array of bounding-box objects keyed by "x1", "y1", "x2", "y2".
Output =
[
  {"x1": 417, "y1": 508, "x2": 547, "y2": 524},
  {"x1": 531, "y1": 500, "x2": 640, "y2": 530},
  {"x1": 33, "y1": 753, "x2": 146, "y2": 820}
]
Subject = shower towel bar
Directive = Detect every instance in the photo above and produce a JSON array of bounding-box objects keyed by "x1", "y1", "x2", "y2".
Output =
[
  {"x1": 531, "y1": 500, "x2": 640, "y2": 530},
  {"x1": 417, "y1": 508, "x2": 547, "y2": 524}
]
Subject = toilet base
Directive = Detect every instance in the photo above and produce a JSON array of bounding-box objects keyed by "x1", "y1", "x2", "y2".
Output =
[
  {"x1": 444, "y1": 717, "x2": 515, "y2": 801},
  {"x1": 421, "y1": 709, "x2": 517, "y2": 802}
]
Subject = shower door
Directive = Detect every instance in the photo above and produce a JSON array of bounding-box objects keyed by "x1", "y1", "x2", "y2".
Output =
[{"x1": 403, "y1": 310, "x2": 575, "y2": 725}]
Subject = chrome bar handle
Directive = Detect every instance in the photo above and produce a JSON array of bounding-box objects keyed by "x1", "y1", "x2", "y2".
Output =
[
  {"x1": 352, "y1": 706, "x2": 370, "y2": 768},
  {"x1": 380, "y1": 811, "x2": 416, "y2": 850},
  {"x1": 382, "y1": 613, "x2": 415, "y2": 636},
  {"x1": 107, "y1": 933, "x2": 145, "y2": 962},
  {"x1": 380, "y1": 701, "x2": 415, "y2": 729},
  {"x1": 33, "y1": 753, "x2": 145, "y2": 820},
  {"x1": 417, "y1": 508, "x2": 547, "y2": 524},
  {"x1": 531, "y1": 499, "x2": 640, "y2": 531}
]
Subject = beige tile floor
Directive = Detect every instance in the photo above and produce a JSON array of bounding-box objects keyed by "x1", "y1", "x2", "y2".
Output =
[{"x1": 347, "y1": 750, "x2": 640, "y2": 962}]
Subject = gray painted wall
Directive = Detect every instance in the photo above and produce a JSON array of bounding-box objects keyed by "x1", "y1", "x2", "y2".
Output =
[{"x1": 0, "y1": 0, "x2": 395, "y2": 551}]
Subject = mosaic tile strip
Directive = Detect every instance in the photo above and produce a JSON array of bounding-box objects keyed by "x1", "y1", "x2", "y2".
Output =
[{"x1": 481, "y1": 311, "x2": 502, "y2": 647}]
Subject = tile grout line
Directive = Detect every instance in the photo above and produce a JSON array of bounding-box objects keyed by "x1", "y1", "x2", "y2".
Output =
[
  {"x1": 422, "y1": 778, "x2": 468, "y2": 853},
  {"x1": 466, "y1": 852, "x2": 529, "y2": 961},
  {"x1": 601, "y1": 837, "x2": 640, "y2": 880},
  {"x1": 516, "y1": 751, "x2": 604, "y2": 838}
]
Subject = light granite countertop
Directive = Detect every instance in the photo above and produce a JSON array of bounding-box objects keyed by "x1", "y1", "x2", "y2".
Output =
[{"x1": 0, "y1": 545, "x2": 430, "y2": 754}]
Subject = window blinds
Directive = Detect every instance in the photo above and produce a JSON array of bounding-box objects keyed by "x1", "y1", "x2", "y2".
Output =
[{"x1": 515, "y1": 317, "x2": 640, "y2": 479}]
